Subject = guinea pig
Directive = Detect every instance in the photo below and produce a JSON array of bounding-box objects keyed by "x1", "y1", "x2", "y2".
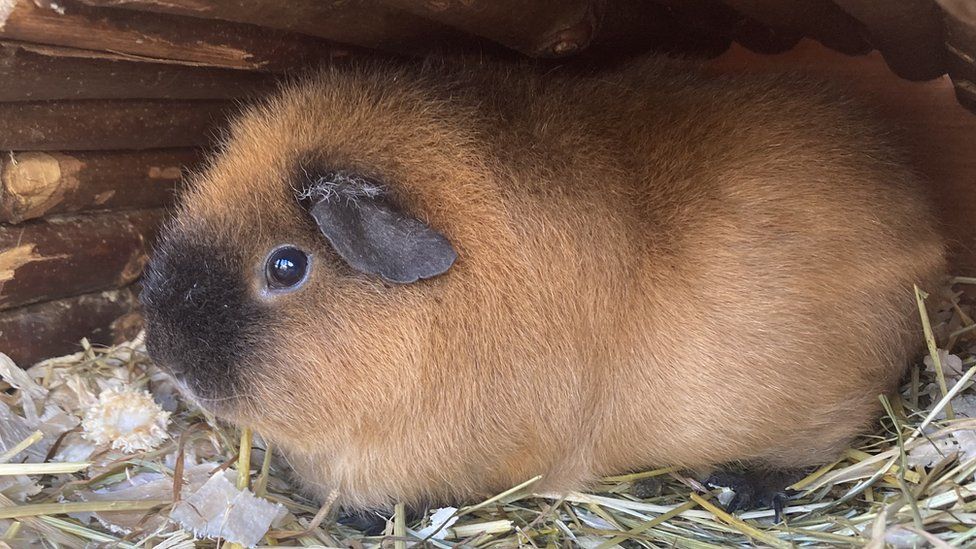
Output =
[{"x1": 140, "y1": 55, "x2": 946, "y2": 514}]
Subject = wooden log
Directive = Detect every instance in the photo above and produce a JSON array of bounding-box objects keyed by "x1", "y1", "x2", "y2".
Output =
[
  {"x1": 0, "y1": 286, "x2": 141, "y2": 366},
  {"x1": 0, "y1": 210, "x2": 162, "y2": 310},
  {"x1": 0, "y1": 0, "x2": 347, "y2": 72},
  {"x1": 0, "y1": 99, "x2": 231, "y2": 150},
  {"x1": 0, "y1": 149, "x2": 198, "y2": 223},
  {"x1": 75, "y1": 0, "x2": 480, "y2": 54},
  {"x1": 833, "y1": 0, "x2": 946, "y2": 81},
  {"x1": 722, "y1": 0, "x2": 871, "y2": 55},
  {"x1": 382, "y1": 0, "x2": 598, "y2": 57},
  {"x1": 621, "y1": 0, "x2": 800, "y2": 56},
  {"x1": 0, "y1": 42, "x2": 277, "y2": 101},
  {"x1": 939, "y1": 0, "x2": 976, "y2": 112},
  {"x1": 731, "y1": 16, "x2": 803, "y2": 55},
  {"x1": 586, "y1": 0, "x2": 733, "y2": 60}
]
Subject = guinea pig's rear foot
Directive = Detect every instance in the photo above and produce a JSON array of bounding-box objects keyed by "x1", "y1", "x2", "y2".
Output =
[
  {"x1": 336, "y1": 506, "x2": 426, "y2": 536},
  {"x1": 337, "y1": 510, "x2": 389, "y2": 536},
  {"x1": 703, "y1": 468, "x2": 804, "y2": 521}
]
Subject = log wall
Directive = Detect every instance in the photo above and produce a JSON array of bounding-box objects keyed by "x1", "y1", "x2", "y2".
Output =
[{"x1": 0, "y1": 0, "x2": 308, "y2": 363}]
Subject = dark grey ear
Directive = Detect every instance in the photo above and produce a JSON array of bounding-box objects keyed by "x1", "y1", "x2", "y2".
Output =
[{"x1": 303, "y1": 176, "x2": 457, "y2": 284}]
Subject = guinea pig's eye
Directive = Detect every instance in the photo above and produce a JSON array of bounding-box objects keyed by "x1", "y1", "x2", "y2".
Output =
[{"x1": 265, "y1": 246, "x2": 310, "y2": 290}]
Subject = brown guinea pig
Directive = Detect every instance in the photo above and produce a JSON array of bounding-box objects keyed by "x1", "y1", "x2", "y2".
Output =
[{"x1": 140, "y1": 55, "x2": 946, "y2": 513}]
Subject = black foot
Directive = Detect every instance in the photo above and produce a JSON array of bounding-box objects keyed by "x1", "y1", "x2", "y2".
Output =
[
  {"x1": 703, "y1": 468, "x2": 803, "y2": 521},
  {"x1": 337, "y1": 510, "x2": 389, "y2": 536},
  {"x1": 337, "y1": 506, "x2": 426, "y2": 536}
]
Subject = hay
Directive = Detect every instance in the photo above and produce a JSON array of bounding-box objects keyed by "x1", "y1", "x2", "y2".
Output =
[{"x1": 0, "y1": 279, "x2": 975, "y2": 548}]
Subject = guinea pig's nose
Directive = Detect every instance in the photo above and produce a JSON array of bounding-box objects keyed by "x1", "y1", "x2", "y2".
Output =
[
  {"x1": 139, "y1": 239, "x2": 269, "y2": 401},
  {"x1": 140, "y1": 296, "x2": 184, "y2": 374}
]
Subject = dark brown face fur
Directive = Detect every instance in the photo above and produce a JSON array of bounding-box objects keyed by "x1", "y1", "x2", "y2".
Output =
[
  {"x1": 141, "y1": 56, "x2": 946, "y2": 510},
  {"x1": 141, "y1": 229, "x2": 267, "y2": 403}
]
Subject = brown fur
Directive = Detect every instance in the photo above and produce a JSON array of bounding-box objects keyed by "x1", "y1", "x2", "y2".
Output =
[{"x1": 153, "y1": 56, "x2": 946, "y2": 510}]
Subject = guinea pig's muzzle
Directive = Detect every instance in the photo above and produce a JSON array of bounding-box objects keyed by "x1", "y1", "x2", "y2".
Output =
[{"x1": 140, "y1": 236, "x2": 268, "y2": 404}]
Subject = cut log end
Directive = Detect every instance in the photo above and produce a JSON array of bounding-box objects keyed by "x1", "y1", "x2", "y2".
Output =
[
  {"x1": 0, "y1": 150, "x2": 193, "y2": 223},
  {"x1": 1, "y1": 151, "x2": 72, "y2": 222}
]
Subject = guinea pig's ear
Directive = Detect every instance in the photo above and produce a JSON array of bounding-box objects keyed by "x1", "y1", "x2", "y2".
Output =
[{"x1": 300, "y1": 173, "x2": 457, "y2": 284}]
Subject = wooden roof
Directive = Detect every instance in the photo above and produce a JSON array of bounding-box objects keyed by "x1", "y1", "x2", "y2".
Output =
[{"x1": 1, "y1": 0, "x2": 975, "y2": 112}]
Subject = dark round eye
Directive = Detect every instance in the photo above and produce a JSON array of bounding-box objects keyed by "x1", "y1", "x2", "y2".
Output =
[{"x1": 265, "y1": 246, "x2": 309, "y2": 290}]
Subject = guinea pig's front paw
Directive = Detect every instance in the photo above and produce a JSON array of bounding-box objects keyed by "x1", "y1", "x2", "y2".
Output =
[{"x1": 703, "y1": 468, "x2": 805, "y2": 521}]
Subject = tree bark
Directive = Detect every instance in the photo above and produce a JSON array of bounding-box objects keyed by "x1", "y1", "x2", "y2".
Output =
[
  {"x1": 0, "y1": 0, "x2": 348, "y2": 71},
  {"x1": 0, "y1": 286, "x2": 142, "y2": 366},
  {"x1": 723, "y1": 0, "x2": 870, "y2": 55},
  {"x1": 75, "y1": 0, "x2": 478, "y2": 54},
  {"x1": 383, "y1": 0, "x2": 599, "y2": 57},
  {"x1": 0, "y1": 149, "x2": 198, "y2": 223},
  {"x1": 0, "y1": 210, "x2": 162, "y2": 310},
  {"x1": 939, "y1": 0, "x2": 976, "y2": 112},
  {"x1": 0, "y1": 99, "x2": 231, "y2": 150},
  {"x1": 0, "y1": 42, "x2": 277, "y2": 101}
]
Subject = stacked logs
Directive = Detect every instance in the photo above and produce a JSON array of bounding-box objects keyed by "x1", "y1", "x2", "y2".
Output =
[{"x1": 0, "y1": 1, "x2": 347, "y2": 365}]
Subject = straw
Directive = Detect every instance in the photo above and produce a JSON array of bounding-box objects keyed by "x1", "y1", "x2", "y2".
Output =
[{"x1": 1, "y1": 278, "x2": 975, "y2": 547}]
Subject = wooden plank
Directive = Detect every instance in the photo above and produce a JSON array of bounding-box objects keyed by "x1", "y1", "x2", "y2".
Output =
[
  {"x1": 382, "y1": 0, "x2": 598, "y2": 57},
  {"x1": 0, "y1": 149, "x2": 198, "y2": 223},
  {"x1": 722, "y1": 0, "x2": 870, "y2": 55},
  {"x1": 0, "y1": 0, "x2": 346, "y2": 71},
  {"x1": 0, "y1": 99, "x2": 230, "y2": 150},
  {"x1": 0, "y1": 286, "x2": 141, "y2": 366},
  {"x1": 0, "y1": 42, "x2": 277, "y2": 101},
  {"x1": 709, "y1": 40, "x2": 976, "y2": 274},
  {"x1": 940, "y1": 0, "x2": 976, "y2": 112},
  {"x1": 75, "y1": 0, "x2": 480, "y2": 54},
  {"x1": 0, "y1": 210, "x2": 162, "y2": 310},
  {"x1": 833, "y1": 0, "x2": 946, "y2": 81},
  {"x1": 586, "y1": 0, "x2": 733, "y2": 60},
  {"x1": 731, "y1": 15, "x2": 802, "y2": 54},
  {"x1": 611, "y1": 0, "x2": 798, "y2": 56}
]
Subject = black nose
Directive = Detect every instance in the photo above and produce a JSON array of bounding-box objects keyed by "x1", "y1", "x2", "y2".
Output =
[{"x1": 140, "y1": 237, "x2": 266, "y2": 399}]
